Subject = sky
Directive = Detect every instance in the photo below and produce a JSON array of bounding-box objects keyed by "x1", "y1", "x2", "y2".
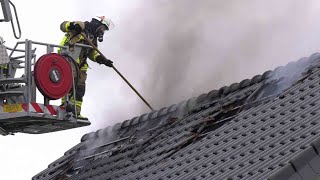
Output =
[{"x1": 1, "y1": 0, "x2": 320, "y2": 179}]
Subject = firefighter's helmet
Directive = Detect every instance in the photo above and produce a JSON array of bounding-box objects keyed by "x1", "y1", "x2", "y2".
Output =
[{"x1": 92, "y1": 16, "x2": 114, "y2": 31}]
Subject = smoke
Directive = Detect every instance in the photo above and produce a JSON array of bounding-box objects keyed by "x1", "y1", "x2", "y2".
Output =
[
  {"x1": 61, "y1": 0, "x2": 320, "y2": 175},
  {"x1": 119, "y1": 1, "x2": 316, "y2": 111},
  {"x1": 78, "y1": 1, "x2": 320, "y2": 129}
]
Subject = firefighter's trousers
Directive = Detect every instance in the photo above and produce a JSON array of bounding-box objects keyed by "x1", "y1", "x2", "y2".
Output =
[{"x1": 62, "y1": 70, "x2": 87, "y2": 115}]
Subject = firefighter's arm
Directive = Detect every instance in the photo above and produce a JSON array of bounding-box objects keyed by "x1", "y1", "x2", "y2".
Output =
[
  {"x1": 89, "y1": 50, "x2": 113, "y2": 67},
  {"x1": 60, "y1": 21, "x2": 85, "y2": 34}
]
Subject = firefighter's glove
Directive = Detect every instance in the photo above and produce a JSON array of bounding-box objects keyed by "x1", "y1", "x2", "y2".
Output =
[
  {"x1": 96, "y1": 55, "x2": 113, "y2": 67},
  {"x1": 69, "y1": 22, "x2": 83, "y2": 35}
]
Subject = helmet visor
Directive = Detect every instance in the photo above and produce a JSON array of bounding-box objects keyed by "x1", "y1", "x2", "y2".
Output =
[{"x1": 102, "y1": 18, "x2": 115, "y2": 31}]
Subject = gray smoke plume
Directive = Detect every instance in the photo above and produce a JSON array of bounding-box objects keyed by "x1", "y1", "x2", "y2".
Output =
[
  {"x1": 74, "y1": 0, "x2": 320, "y2": 171},
  {"x1": 80, "y1": 1, "x2": 320, "y2": 128},
  {"x1": 124, "y1": 1, "x2": 314, "y2": 111}
]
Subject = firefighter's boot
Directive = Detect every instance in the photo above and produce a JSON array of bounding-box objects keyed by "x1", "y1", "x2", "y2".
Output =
[{"x1": 75, "y1": 105, "x2": 88, "y2": 120}]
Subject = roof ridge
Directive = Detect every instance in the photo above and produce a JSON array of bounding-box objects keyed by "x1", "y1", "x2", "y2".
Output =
[{"x1": 80, "y1": 52, "x2": 320, "y2": 142}]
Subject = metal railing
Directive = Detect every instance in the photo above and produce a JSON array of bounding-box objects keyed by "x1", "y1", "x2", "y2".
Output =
[{"x1": 1, "y1": 39, "x2": 93, "y2": 114}]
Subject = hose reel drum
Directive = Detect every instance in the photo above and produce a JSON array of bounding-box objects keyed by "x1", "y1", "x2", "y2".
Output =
[{"x1": 34, "y1": 53, "x2": 78, "y2": 100}]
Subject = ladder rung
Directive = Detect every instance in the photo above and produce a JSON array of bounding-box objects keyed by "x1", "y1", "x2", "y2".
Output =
[
  {"x1": 0, "y1": 77, "x2": 25, "y2": 84},
  {"x1": 0, "y1": 91, "x2": 24, "y2": 97}
]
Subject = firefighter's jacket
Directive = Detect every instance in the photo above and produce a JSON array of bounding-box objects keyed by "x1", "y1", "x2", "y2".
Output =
[{"x1": 59, "y1": 21, "x2": 100, "y2": 71}]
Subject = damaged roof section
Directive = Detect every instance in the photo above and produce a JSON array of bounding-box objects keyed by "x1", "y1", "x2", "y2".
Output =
[{"x1": 34, "y1": 53, "x2": 320, "y2": 180}]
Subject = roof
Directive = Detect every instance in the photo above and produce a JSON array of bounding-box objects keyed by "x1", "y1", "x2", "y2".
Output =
[{"x1": 33, "y1": 53, "x2": 320, "y2": 180}]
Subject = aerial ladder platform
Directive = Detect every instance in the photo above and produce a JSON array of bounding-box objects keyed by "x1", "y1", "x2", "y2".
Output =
[{"x1": 0, "y1": 0, "x2": 91, "y2": 136}]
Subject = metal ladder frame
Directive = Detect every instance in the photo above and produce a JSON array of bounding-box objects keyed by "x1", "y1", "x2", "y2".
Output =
[{"x1": 0, "y1": 39, "x2": 93, "y2": 134}]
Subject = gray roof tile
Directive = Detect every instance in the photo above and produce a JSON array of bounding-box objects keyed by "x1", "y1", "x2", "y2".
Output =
[{"x1": 33, "y1": 53, "x2": 320, "y2": 180}]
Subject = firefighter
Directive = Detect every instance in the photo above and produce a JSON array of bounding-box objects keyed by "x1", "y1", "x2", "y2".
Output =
[{"x1": 59, "y1": 16, "x2": 114, "y2": 120}]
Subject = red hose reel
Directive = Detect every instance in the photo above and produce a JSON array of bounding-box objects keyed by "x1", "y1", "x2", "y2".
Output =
[{"x1": 34, "y1": 53, "x2": 73, "y2": 100}]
